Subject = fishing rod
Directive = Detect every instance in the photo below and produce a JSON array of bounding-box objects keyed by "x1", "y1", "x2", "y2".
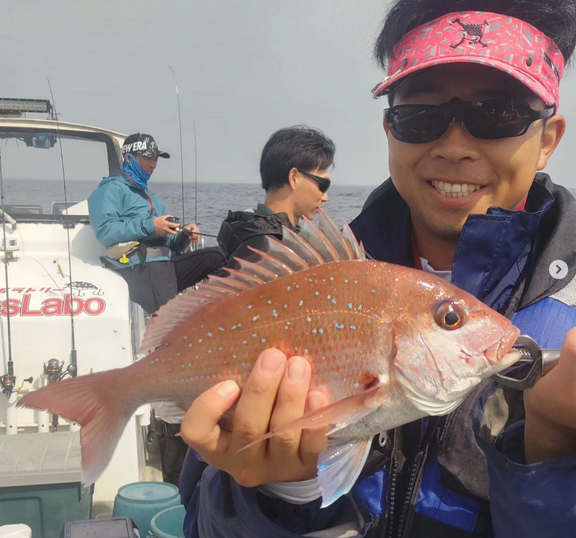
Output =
[
  {"x1": 193, "y1": 118, "x2": 198, "y2": 224},
  {"x1": 173, "y1": 227, "x2": 218, "y2": 239},
  {"x1": 169, "y1": 66, "x2": 186, "y2": 225},
  {"x1": 47, "y1": 79, "x2": 77, "y2": 378},
  {"x1": 169, "y1": 66, "x2": 199, "y2": 227},
  {"x1": 0, "y1": 146, "x2": 15, "y2": 396}
]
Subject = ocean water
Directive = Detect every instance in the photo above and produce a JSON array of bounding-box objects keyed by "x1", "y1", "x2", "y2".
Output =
[
  {"x1": 5, "y1": 179, "x2": 576, "y2": 248},
  {"x1": 3, "y1": 179, "x2": 375, "y2": 247}
]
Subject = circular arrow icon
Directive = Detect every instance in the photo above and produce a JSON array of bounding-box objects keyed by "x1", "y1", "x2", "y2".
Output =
[{"x1": 549, "y1": 260, "x2": 569, "y2": 280}]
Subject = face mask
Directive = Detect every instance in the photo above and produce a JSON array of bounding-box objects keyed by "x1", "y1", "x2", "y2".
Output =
[{"x1": 123, "y1": 154, "x2": 151, "y2": 189}]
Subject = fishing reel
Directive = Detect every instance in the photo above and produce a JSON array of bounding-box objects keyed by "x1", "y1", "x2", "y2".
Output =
[
  {"x1": 167, "y1": 216, "x2": 197, "y2": 237},
  {"x1": 1, "y1": 373, "x2": 15, "y2": 396},
  {"x1": 44, "y1": 358, "x2": 76, "y2": 383},
  {"x1": 45, "y1": 359, "x2": 64, "y2": 383},
  {"x1": 0, "y1": 372, "x2": 32, "y2": 397}
]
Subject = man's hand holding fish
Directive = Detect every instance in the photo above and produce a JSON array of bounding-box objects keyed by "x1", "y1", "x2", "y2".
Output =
[
  {"x1": 524, "y1": 327, "x2": 576, "y2": 463},
  {"x1": 181, "y1": 349, "x2": 329, "y2": 486}
]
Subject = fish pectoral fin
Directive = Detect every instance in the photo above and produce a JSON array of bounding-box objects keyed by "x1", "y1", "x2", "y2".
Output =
[
  {"x1": 395, "y1": 370, "x2": 464, "y2": 416},
  {"x1": 152, "y1": 401, "x2": 187, "y2": 423},
  {"x1": 318, "y1": 437, "x2": 373, "y2": 508},
  {"x1": 238, "y1": 385, "x2": 381, "y2": 452}
]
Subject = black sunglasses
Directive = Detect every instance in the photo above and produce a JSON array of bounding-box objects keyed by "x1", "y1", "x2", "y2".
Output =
[
  {"x1": 384, "y1": 97, "x2": 554, "y2": 144},
  {"x1": 300, "y1": 170, "x2": 331, "y2": 193}
]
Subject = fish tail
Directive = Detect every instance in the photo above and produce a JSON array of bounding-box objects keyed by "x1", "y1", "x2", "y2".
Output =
[{"x1": 18, "y1": 368, "x2": 136, "y2": 486}]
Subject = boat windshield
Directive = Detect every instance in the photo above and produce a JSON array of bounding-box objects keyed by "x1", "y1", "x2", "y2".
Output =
[{"x1": 0, "y1": 127, "x2": 122, "y2": 220}]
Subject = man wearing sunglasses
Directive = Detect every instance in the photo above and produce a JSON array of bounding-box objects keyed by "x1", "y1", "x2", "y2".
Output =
[
  {"x1": 217, "y1": 125, "x2": 333, "y2": 269},
  {"x1": 179, "y1": 2, "x2": 576, "y2": 537}
]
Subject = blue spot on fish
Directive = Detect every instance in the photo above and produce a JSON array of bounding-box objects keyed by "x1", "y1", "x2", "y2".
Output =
[
  {"x1": 252, "y1": 315, "x2": 260, "y2": 322},
  {"x1": 261, "y1": 338, "x2": 266, "y2": 343},
  {"x1": 348, "y1": 303, "x2": 353, "y2": 309},
  {"x1": 319, "y1": 328, "x2": 324, "y2": 334},
  {"x1": 299, "y1": 300, "x2": 304, "y2": 306}
]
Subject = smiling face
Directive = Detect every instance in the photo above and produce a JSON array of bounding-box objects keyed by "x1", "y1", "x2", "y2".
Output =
[{"x1": 385, "y1": 63, "x2": 565, "y2": 249}]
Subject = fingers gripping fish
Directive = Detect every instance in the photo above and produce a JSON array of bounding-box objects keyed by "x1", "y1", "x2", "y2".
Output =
[{"x1": 18, "y1": 210, "x2": 520, "y2": 507}]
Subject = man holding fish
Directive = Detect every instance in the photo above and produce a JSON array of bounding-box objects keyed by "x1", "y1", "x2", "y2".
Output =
[
  {"x1": 177, "y1": 0, "x2": 576, "y2": 536},
  {"x1": 18, "y1": 0, "x2": 576, "y2": 536}
]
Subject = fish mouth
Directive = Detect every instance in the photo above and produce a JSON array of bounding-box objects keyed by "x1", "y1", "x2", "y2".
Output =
[{"x1": 483, "y1": 327, "x2": 521, "y2": 365}]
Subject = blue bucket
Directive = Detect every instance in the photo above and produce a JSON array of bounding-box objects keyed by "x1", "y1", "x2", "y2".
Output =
[
  {"x1": 112, "y1": 482, "x2": 181, "y2": 538},
  {"x1": 147, "y1": 505, "x2": 185, "y2": 538}
]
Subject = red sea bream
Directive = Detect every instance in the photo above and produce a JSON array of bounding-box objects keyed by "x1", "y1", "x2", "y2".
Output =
[{"x1": 19, "y1": 211, "x2": 520, "y2": 506}]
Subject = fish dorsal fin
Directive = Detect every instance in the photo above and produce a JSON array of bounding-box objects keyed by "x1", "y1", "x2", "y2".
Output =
[{"x1": 141, "y1": 209, "x2": 364, "y2": 352}]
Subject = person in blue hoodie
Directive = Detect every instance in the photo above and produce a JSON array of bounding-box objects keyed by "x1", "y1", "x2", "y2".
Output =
[
  {"x1": 88, "y1": 133, "x2": 226, "y2": 316},
  {"x1": 177, "y1": 1, "x2": 576, "y2": 537},
  {"x1": 89, "y1": 133, "x2": 226, "y2": 486}
]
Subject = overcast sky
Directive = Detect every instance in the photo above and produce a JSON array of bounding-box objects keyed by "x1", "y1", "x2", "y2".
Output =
[{"x1": 2, "y1": 0, "x2": 576, "y2": 188}]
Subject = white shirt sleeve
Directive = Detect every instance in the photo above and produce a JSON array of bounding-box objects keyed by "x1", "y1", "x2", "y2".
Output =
[{"x1": 258, "y1": 477, "x2": 322, "y2": 505}]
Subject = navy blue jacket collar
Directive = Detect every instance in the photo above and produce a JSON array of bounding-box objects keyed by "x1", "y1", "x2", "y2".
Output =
[{"x1": 350, "y1": 174, "x2": 576, "y2": 315}]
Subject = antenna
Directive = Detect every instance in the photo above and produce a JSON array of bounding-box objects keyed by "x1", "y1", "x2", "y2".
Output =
[{"x1": 47, "y1": 79, "x2": 77, "y2": 377}]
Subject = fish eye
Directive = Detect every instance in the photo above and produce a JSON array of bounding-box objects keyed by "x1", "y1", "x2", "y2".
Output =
[{"x1": 434, "y1": 300, "x2": 467, "y2": 331}]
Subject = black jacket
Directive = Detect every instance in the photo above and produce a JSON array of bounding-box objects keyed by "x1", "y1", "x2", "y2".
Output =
[{"x1": 217, "y1": 210, "x2": 297, "y2": 268}]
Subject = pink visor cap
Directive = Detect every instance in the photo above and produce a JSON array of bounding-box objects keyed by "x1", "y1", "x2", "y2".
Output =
[{"x1": 372, "y1": 11, "x2": 565, "y2": 111}]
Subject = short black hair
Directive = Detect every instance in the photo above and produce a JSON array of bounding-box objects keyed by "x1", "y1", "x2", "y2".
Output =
[
  {"x1": 375, "y1": 0, "x2": 576, "y2": 67},
  {"x1": 259, "y1": 126, "x2": 335, "y2": 192}
]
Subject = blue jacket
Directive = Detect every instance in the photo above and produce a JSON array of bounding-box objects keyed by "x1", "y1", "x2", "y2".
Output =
[
  {"x1": 88, "y1": 173, "x2": 189, "y2": 268},
  {"x1": 180, "y1": 174, "x2": 576, "y2": 537}
]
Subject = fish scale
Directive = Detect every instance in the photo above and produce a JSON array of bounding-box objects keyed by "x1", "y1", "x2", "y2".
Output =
[
  {"x1": 18, "y1": 210, "x2": 521, "y2": 507},
  {"x1": 126, "y1": 261, "x2": 391, "y2": 413}
]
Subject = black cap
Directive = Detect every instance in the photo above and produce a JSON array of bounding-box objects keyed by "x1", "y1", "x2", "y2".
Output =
[{"x1": 121, "y1": 133, "x2": 170, "y2": 159}]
